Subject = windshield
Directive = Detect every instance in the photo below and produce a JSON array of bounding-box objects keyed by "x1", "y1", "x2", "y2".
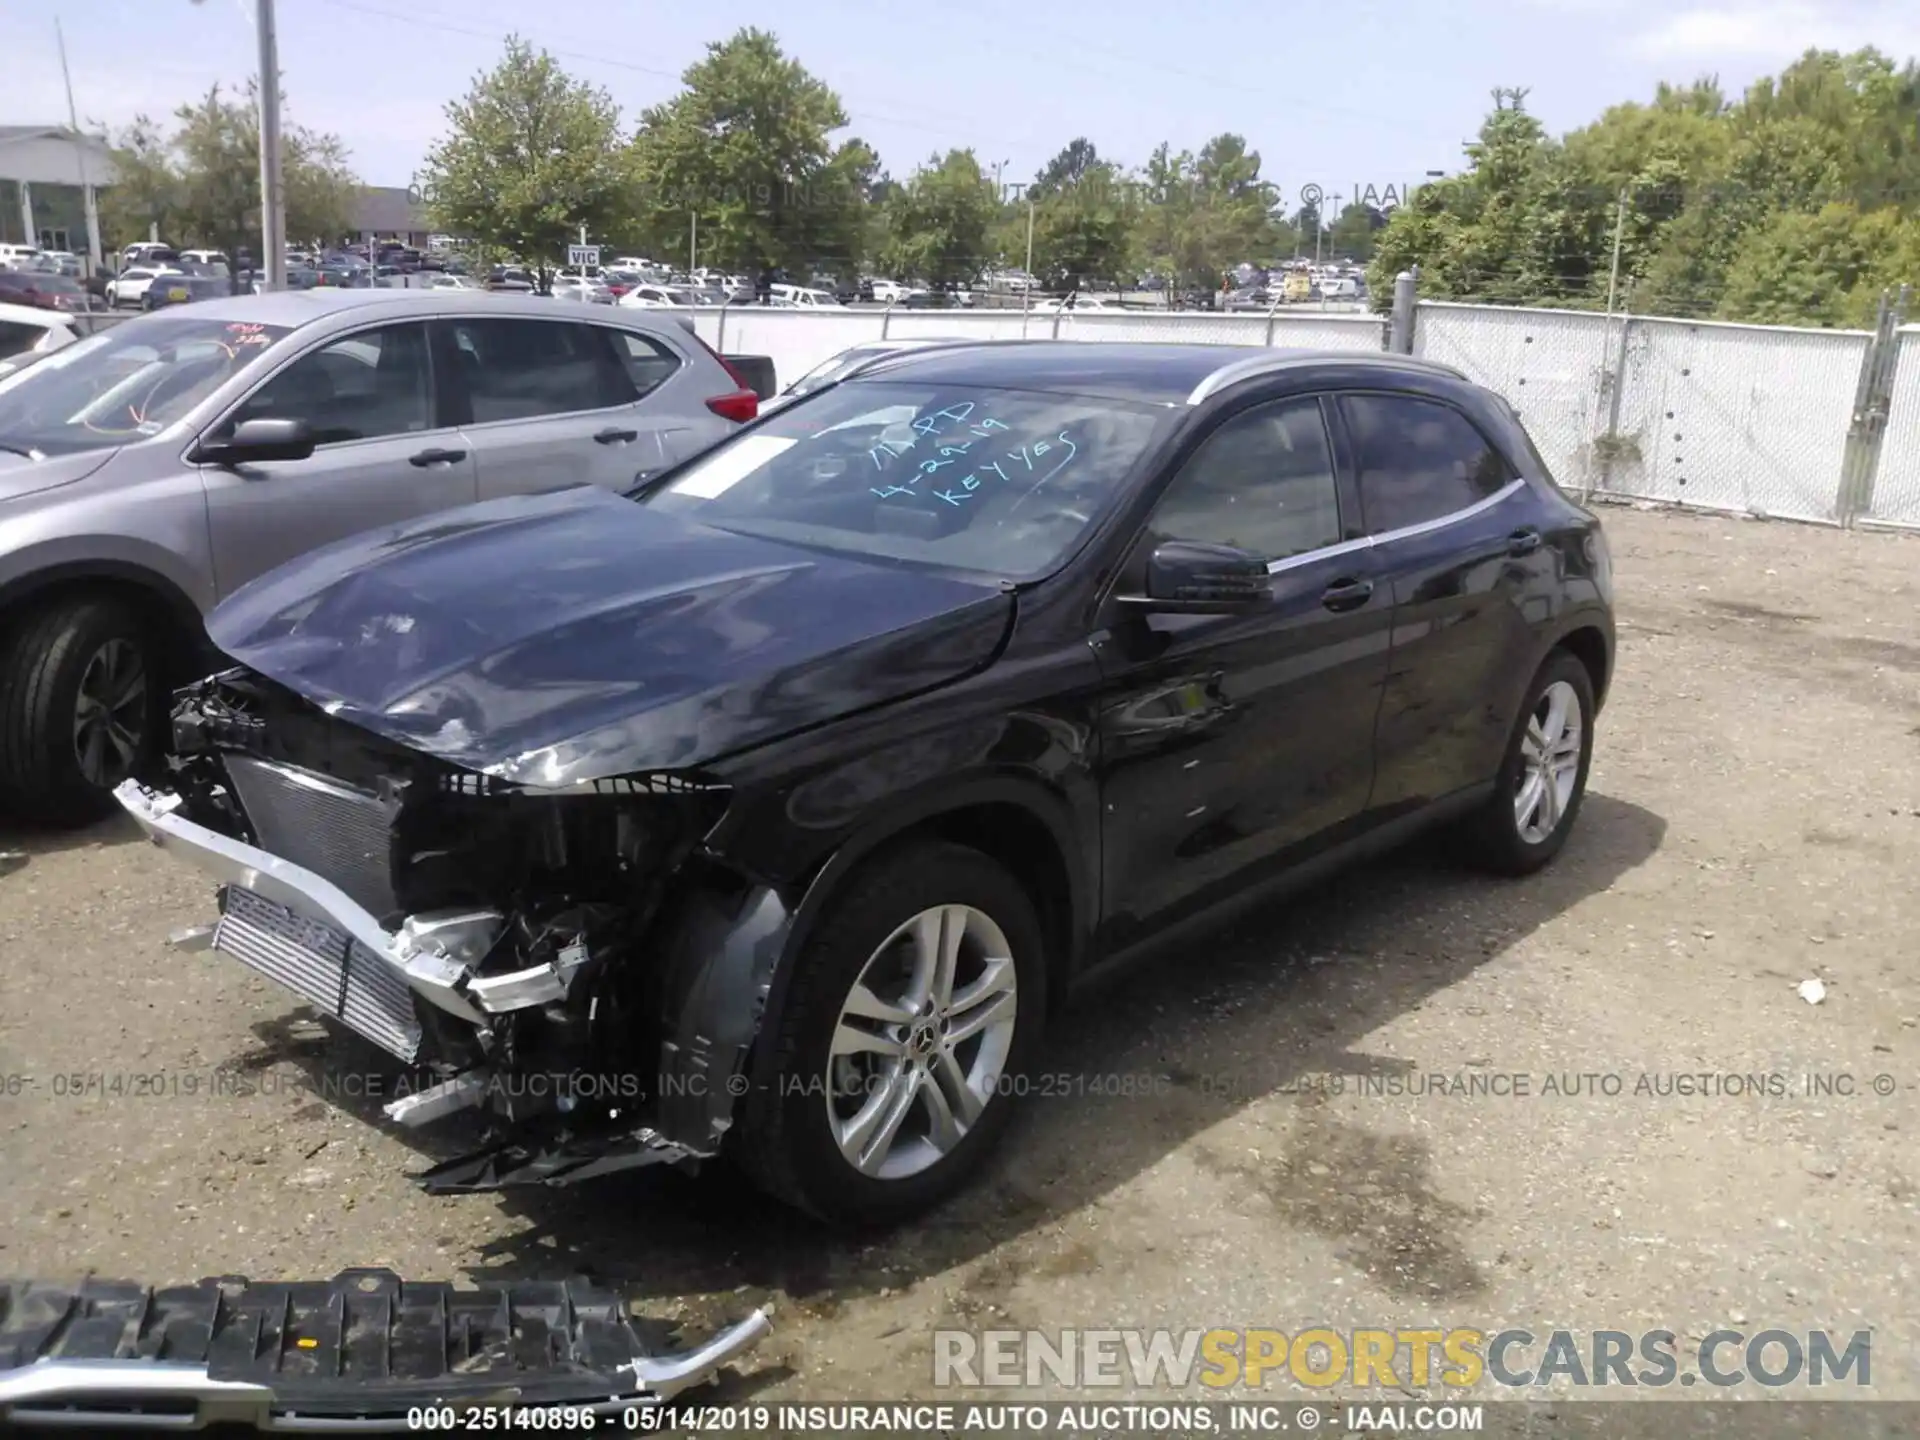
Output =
[
  {"x1": 0, "y1": 315, "x2": 292, "y2": 457},
  {"x1": 643, "y1": 380, "x2": 1168, "y2": 581}
]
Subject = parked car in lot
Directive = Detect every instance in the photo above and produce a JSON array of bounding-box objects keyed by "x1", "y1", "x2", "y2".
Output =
[
  {"x1": 106, "y1": 265, "x2": 184, "y2": 309},
  {"x1": 0, "y1": 269, "x2": 95, "y2": 313},
  {"x1": 769, "y1": 283, "x2": 845, "y2": 308},
  {"x1": 0, "y1": 289, "x2": 766, "y2": 821},
  {"x1": 143, "y1": 271, "x2": 232, "y2": 309},
  {"x1": 115, "y1": 340, "x2": 1612, "y2": 1227}
]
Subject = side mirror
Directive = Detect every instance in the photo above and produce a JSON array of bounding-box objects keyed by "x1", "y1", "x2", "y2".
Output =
[
  {"x1": 190, "y1": 417, "x2": 316, "y2": 466},
  {"x1": 1117, "y1": 539, "x2": 1271, "y2": 615}
]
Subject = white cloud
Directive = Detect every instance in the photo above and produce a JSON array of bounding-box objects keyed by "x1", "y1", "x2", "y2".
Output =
[{"x1": 1629, "y1": 0, "x2": 1920, "y2": 63}]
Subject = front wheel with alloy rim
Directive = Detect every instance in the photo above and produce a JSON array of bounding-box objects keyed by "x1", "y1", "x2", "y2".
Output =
[
  {"x1": 733, "y1": 841, "x2": 1045, "y2": 1227},
  {"x1": 0, "y1": 595, "x2": 163, "y2": 825},
  {"x1": 1463, "y1": 649, "x2": 1596, "y2": 875}
]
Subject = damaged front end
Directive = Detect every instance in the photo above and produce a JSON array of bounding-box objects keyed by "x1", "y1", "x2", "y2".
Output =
[{"x1": 118, "y1": 668, "x2": 755, "y2": 1192}]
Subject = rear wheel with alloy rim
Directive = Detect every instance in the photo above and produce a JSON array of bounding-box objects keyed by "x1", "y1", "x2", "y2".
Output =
[
  {"x1": 1463, "y1": 648, "x2": 1595, "y2": 875},
  {"x1": 734, "y1": 841, "x2": 1044, "y2": 1226}
]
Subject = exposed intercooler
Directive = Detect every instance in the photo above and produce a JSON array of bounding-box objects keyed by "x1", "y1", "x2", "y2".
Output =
[{"x1": 214, "y1": 885, "x2": 424, "y2": 1062}]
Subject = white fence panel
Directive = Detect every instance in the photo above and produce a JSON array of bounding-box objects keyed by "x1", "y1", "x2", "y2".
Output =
[
  {"x1": 1865, "y1": 325, "x2": 1920, "y2": 529},
  {"x1": 1413, "y1": 303, "x2": 1617, "y2": 491},
  {"x1": 701, "y1": 308, "x2": 882, "y2": 388},
  {"x1": 1607, "y1": 317, "x2": 1866, "y2": 523}
]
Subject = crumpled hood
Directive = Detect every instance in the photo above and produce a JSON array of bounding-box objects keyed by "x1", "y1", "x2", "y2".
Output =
[
  {"x1": 0, "y1": 446, "x2": 119, "y2": 502},
  {"x1": 208, "y1": 486, "x2": 1013, "y2": 786}
]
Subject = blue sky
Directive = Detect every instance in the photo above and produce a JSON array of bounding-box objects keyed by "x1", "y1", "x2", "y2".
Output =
[{"x1": 8, "y1": 0, "x2": 1918, "y2": 194}]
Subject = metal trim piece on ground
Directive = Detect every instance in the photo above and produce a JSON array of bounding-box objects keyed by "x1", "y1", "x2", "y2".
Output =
[{"x1": 0, "y1": 1269, "x2": 771, "y2": 1432}]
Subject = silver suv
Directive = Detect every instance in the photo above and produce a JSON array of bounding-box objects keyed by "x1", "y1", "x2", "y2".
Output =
[{"x1": 0, "y1": 288, "x2": 760, "y2": 822}]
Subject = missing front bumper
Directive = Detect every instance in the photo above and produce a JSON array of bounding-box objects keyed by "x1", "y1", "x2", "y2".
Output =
[{"x1": 0, "y1": 1268, "x2": 771, "y2": 1432}]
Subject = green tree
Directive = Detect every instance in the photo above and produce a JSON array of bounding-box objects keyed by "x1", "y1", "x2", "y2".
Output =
[
  {"x1": 628, "y1": 29, "x2": 870, "y2": 283},
  {"x1": 418, "y1": 38, "x2": 634, "y2": 291},
  {"x1": 1129, "y1": 134, "x2": 1280, "y2": 293},
  {"x1": 98, "y1": 83, "x2": 358, "y2": 270},
  {"x1": 1719, "y1": 203, "x2": 1920, "y2": 326},
  {"x1": 882, "y1": 150, "x2": 999, "y2": 289},
  {"x1": 1326, "y1": 202, "x2": 1387, "y2": 262},
  {"x1": 1030, "y1": 138, "x2": 1103, "y2": 199},
  {"x1": 1025, "y1": 152, "x2": 1136, "y2": 290}
]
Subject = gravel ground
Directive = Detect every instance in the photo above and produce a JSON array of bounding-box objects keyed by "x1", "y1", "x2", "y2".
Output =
[{"x1": 2, "y1": 503, "x2": 1918, "y2": 1411}]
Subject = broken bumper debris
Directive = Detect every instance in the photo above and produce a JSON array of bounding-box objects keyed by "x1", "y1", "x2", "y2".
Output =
[{"x1": 0, "y1": 1268, "x2": 771, "y2": 1432}]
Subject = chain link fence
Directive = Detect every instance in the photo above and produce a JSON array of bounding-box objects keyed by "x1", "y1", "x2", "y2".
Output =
[
  {"x1": 1412, "y1": 294, "x2": 1912, "y2": 528},
  {"x1": 1862, "y1": 326, "x2": 1920, "y2": 531}
]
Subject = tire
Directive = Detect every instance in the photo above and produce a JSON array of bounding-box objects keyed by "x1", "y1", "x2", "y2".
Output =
[
  {"x1": 1461, "y1": 648, "x2": 1596, "y2": 876},
  {"x1": 0, "y1": 595, "x2": 166, "y2": 826},
  {"x1": 732, "y1": 841, "x2": 1046, "y2": 1228}
]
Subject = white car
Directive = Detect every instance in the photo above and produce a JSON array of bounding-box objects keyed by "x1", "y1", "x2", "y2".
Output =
[
  {"x1": 422, "y1": 273, "x2": 479, "y2": 291},
  {"x1": 768, "y1": 283, "x2": 845, "y2": 309},
  {"x1": 617, "y1": 283, "x2": 701, "y2": 309},
  {"x1": 1031, "y1": 295, "x2": 1118, "y2": 313},
  {"x1": 180, "y1": 249, "x2": 230, "y2": 270},
  {"x1": 0, "y1": 300, "x2": 78, "y2": 378},
  {"x1": 0, "y1": 243, "x2": 46, "y2": 272},
  {"x1": 868, "y1": 279, "x2": 915, "y2": 304},
  {"x1": 105, "y1": 266, "x2": 184, "y2": 309},
  {"x1": 550, "y1": 274, "x2": 614, "y2": 304}
]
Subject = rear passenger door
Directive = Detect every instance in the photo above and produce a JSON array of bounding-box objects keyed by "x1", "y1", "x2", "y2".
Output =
[
  {"x1": 439, "y1": 316, "x2": 701, "y2": 500},
  {"x1": 1337, "y1": 389, "x2": 1541, "y2": 812},
  {"x1": 199, "y1": 319, "x2": 478, "y2": 596}
]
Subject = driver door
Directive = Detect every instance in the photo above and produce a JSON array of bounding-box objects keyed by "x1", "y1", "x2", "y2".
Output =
[
  {"x1": 198, "y1": 319, "x2": 478, "y2": 598},
  {"x1": 1092, "y1": 393, "x2": 1394, "y2": 953}
]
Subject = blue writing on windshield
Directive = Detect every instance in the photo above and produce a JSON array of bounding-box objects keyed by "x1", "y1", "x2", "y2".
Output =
[
  {"x1": 871, "y1": 482, "x2": 917, "y2": 499},
  {"x1": 971, "y1": 418, "x2": 1010, "y2": 436},
  {"x1": 919, "y1": 457, "x2": 955, "y2": 475},
  {"x1": 977, "y1": 459, "x2": 1008, "y2": 481},
  {"x1": 913, "y1": 402, "x2": 975, "y2": 436}
]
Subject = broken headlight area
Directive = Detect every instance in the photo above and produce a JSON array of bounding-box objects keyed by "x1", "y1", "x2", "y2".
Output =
[{"x1": 148, "y1": 669, "x2": 737, "y2": 1187}]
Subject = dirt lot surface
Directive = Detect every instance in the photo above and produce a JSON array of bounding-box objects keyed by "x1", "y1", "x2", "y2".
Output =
[{"x1": 3, "y1": 504, "x2": 1918, "y2": 1411}]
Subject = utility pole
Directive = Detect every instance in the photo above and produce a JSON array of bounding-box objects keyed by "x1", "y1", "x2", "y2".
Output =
[
  {"x1": 255, "y1": 0, "x2": 287, "y2": 291},
  {"x1": 689, "y1": 212, "x2": 698, "y2": 276},
  {"x1": 1603, "y1": 188, "x2": 1628, "y2": 320},
  {"x1": 1021, "y1": 197, "x2": 1035, "y2": 334},
  {"x1": 53, "y1": 19, "x2": 103, "y2": 277}
]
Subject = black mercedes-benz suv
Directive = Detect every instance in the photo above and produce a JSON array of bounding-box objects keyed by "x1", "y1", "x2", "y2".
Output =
[{"x1": 120, "y1": 341, "x2": 1614, "y2": 1227}]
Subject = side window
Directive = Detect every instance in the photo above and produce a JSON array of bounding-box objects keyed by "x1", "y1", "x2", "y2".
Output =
[
  {"x1": 448, "y1": 319, "x2": 633, "y2": 423},
  {"x1": 1150, "y1": 397, "x2": 1342, "y2": 563},
  {"x1": 228, "y1": 322, "x2": 432, "y2": 445},
  {"x1": 607, "y1": 329, "x2": 683, "y2": 399},
  {"x1": 1341, "y1": 393, "x2": 1515, "y2": 535}
]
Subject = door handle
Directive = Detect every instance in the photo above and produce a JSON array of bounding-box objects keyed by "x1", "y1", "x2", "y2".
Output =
[
  {"x1": 1321, "y1": 577, "x2": 1374, "y2": 612},
  {"x1": 594, "y1": 427, "x2": 639, "y2": 445},
  {"x1": 1507, "y1": 527, "x2": 1542, "y2": 556},
  {"x1": 409, "y1": 447, "x2": 467, "y2": 467}
]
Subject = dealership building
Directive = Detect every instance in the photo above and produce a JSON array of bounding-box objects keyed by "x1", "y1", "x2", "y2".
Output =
[{"x1": 0, "y1": 124, "x2": 115, "y2": 271}]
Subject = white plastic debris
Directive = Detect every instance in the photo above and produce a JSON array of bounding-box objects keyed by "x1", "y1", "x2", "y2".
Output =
[{"x1": 1797, "y1": 978, "x2": 1827, "y2": 1005}]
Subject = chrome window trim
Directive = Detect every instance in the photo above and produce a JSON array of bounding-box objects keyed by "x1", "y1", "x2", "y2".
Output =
[
  {"x1": 1186, "y1": 351, "x2": 1469, "y2": 406},
  {"x1": 1265, "y1": 477, "x2": 1528, "y2": 575}
]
